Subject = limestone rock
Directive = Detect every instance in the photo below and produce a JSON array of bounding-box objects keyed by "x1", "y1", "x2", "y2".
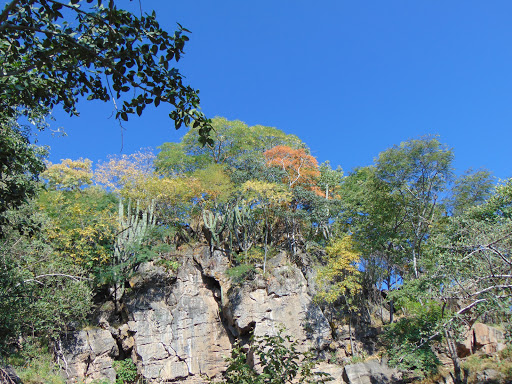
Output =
[
  {"x1": 62, "y1": 246, "x2": 334, "y2": 383},
  {"x1": 61, "y1": 328, "x2": 118, "y2": 383},
  {"x1": 476, "y1": 368, "x2": 500, "y2": 383},
  {"x1": 223, "y1": 261, "x2": 332, "y2": 351},
  {"x1": 125, "y1": 254, "x2": 231, "y2": 382},
  {"x1": 343, "y1": 359, "x2": 402, "y2": 384},
  {"x1": 315, "y1": 362, "x2": 346, "y2": 384}
]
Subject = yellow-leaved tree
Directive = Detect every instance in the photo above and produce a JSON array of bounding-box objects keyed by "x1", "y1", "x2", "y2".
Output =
[
  {"x1": 316, "y1": 235, "x2": 362, "y2": 355},
  {"x1": 42, "y1": 158, "x2": 93, "y2": 191},
  {"x1": 39, "y1": 160, "x2": 117, "y2": 269}
]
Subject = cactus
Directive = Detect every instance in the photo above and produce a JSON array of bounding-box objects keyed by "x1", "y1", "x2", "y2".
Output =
[
  {"x1": 228, "y1": 200, "x2": 256, "y2": 260},
  {"x1": 111, "y1": 198, "x2": 155, "y2": 307},
  {"x1": 202, "y1": 208, "x2": 225, "y2": 252}
]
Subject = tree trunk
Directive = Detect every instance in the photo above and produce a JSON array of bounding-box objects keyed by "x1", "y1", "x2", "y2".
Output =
[
  {"x1": 263, "y1": 215, "x2": 268, "y2": 273},
  {"x1": 349, "y1": 313, "x2": 355, "y2": 356},
  {"x1": 445, "y1": 329, "x2": 463, "y2": 384}
]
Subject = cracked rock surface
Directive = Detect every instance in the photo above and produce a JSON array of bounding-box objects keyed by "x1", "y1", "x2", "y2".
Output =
[
  {"x1": 126, "y1": 251, "x2": 231, "y2": 382},
  {"x1": 62, "y1": 246, "x2": 333, "y2": 383}
]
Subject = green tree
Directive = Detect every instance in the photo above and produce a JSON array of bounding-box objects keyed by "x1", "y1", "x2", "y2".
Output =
[
  {"x1": 155, "y1": 117, "x2": 304, "y2": 178},
  {"x1": 1, "y1": 0, "x2": 212, "y2": 142},
  {"x1": 0, "y1": 123, "x2": 47, "y2": 236},
  {"x1": 0, "y1": 203, "x2": 92, "y2": 354},
  {"x1": 375, "y1": 136, "x2": 453, "y2": 278},
  {"x1": 444, "y1": 168, "x2": 494, "y2": 216},
  {"x1": 337, "y1": 166, "x2": 407, "y2": 300},
  {"x1": 389, "y1": 179, "x2": 512, "y2": 383}
]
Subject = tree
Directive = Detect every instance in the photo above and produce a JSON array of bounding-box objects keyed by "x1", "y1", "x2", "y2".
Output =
[
  {"x1": 264, "y1": 146, "x2": 320, "y2": 191},
  {"x1": 1, "y1": 0, "x2": 212, "y2": 142},
  {"x1": 1, "y1": 0, "x2": 213, "y2": 239},
  {"x1": 317, "y1": 161, "x2": 343, "y2": 200},
  {"x1": 0, "y1": 202, "x2": 92, "y2": 353},
  {"x1": 38, "y1": 185, "x2": 117, "y2": 270},
  {"x1": 315, "y1": 235, "x2": 362, "y2": 354},
  {"x1": 337, "y1": 166, "x2": 407, "y2": 304},
  {"x1": 42, "y1": 158, "x2": 93, "y2": 191},
  {"x1": 444, "y1": 168, "x2": 495, "y2": 217},
  {"x1": 155, "y1": 117, "x2": 304, "y2": 178},
  {"x1": 375, "y1": 136, "x2": 453, "y2": 278},
  {"x1": 241, "y1": 180, "x2": 291, "y2": 271},
  {"x1": 0, "y1": 123, "x2": 47, "y2": 235},
  {"x1": 387, "y1": 179, "x2": 512, "y2": 383}
]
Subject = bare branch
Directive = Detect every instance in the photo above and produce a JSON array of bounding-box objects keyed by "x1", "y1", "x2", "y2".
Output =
[{"x1": 16, "y1": 273, "x2": 90, "y2": 287}]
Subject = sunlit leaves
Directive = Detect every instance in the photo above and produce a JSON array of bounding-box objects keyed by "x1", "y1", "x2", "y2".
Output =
[
  {"x1": 37, "y1": 187, "x2": 117, "y2": 269},
  {"x1": 264, "y1": 145, "x2": 320, "y2": 190},
  {"x1": 1, "y1": 0, "x2": 212, "y2": 141},
  {"x1": 241, "y1": 180, "x2": 292, "y2": 206},
  {"x1": 315, "y1": 235, "x2": 362, "y2": 307},
  {"x1": 42, "y1": 158, "x2": 93, "y2": 191}
]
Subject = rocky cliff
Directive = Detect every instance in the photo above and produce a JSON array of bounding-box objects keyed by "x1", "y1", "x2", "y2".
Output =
[{"x1": 61, "y1": 246, "x2": 334, "y2": 383}]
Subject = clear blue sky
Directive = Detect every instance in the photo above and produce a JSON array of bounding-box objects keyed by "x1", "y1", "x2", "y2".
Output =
[{"x1": 37, "y1": 1, "x2": 512, "y2": 180}]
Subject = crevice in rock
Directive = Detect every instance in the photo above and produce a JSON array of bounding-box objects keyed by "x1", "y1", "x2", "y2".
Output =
[
  {"x1": 111, "y1": 331, "x2": 131, "y2": 361},
  {"x1": 193, "y1": 258, "x2": 238, "y2": 346}
]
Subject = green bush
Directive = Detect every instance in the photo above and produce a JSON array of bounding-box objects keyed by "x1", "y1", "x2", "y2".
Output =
[
  {"x1": 9, "y1": 344, "x2": 65, "y2": 384},
  {"x1": 113, "y1": 358, "x2": 137, "y2": 384},
  {"x1": 380, "y1": 302, "x2": 442, "y2": 378},
  {"x1": 217, "y1": 328, "x2": 332, "y2": 384},
  {"x1": 226, "y1": 263, "x2": 255, "y2": 284}
]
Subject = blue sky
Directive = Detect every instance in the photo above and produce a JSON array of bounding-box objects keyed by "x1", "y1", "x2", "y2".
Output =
[{"x1": 36, "y1": 1, "x2": 512, "y2": 180}]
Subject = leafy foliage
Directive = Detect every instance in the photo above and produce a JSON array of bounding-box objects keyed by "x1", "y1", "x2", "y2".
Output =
[
  {"x1": 1, "y1": 0, "x2": 212, "y2": 142},
  {"x1": 113, "y1": 358, "x2": 138, "y2": 384},
  {"x1": 42, "y1": 158, "x2": 93, "y2": 191},
  {"x1": 380, "y1": 302, "x2": 442, "y2": 378},
  {"x1": 0, "y1": 124, "x2": 47, "y2": 235},
  {"x1": 38, "y1": 187, "x2": 117, "y2": 269},
  {"x1": 264, "y1": 146, "x2": 320, "y2": 191},
  {"x1": 315, "y1": 236, "x2": 361, "y2": 306},
  {"x1": 0, "y1": 204, "x2": 92, "y2": 352},
  {"x1": 217, "y1": 329, "x2": 332, "y2": 384}
]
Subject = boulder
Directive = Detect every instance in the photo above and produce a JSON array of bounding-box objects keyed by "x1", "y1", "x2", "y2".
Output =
[
  {"x1": 458, "y1": 322, "x2": 506, "y2": 356},
  {"x1": 343, "y1": 359, "x2": 402, "y2": 384}
]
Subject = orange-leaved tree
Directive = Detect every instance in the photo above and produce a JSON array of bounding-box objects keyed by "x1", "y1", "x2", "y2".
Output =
[{"x1": 263, "y1": 145, "x2": 320, "y2": 191}]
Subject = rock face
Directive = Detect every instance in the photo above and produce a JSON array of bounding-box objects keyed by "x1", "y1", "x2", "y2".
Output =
[
  {"x1": 343, "y1": 359, "x2": 402, "y2": 384},
  {"x1": 61, "y1": 328, "x2": 119, "y2": 383},
  {"x1": 126, "y1": 252, "x2": 232, "y2": 382},
  {"x1": 62, "y1": 246, "x2": 333, "y2": 383},
  {"x1": 224, "y1": 252, "x2": 332, "y2": 350},
  {"x1": 458, "y1": 322, "x2": 506, "y2": 357}
]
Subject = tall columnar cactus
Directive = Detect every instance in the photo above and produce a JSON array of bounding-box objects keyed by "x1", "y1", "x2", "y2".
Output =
[
  {"x1": 229, "y1": 200, "x2": 255, "y2": 260},
  {"x1": 202, "y1": 209, "x2": 225, "y2": 252},
  {"x1": 111, "y1": 198, "x2": 155, "y2": 306}
]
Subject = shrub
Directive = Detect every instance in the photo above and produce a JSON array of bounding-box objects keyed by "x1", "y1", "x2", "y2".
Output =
[
  {"x1": 216, "y1": 328, "x2": 332, "y2": 384},
  {"x1": 380, "y1": 302, "x2": 442, "y2": 379},
  {"x1": 226, "y1": 264, "x2": 255, "y2": 284},
  {"x1": 113, "y1": 358, "x2": 138, "y2": 384}
]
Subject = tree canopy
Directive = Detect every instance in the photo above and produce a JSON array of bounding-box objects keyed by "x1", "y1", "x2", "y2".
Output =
[{"x1": 0, "y1": 0, "x2": 212, "y2": 141}]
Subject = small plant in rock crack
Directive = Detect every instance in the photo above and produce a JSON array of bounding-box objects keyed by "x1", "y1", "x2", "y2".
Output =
[
  {"x1": 214, "y1": 328, "x2": 333, "y2": 384},
  {"x1": 113, "y1": 358, "x2": 138, "y2": 384}
]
